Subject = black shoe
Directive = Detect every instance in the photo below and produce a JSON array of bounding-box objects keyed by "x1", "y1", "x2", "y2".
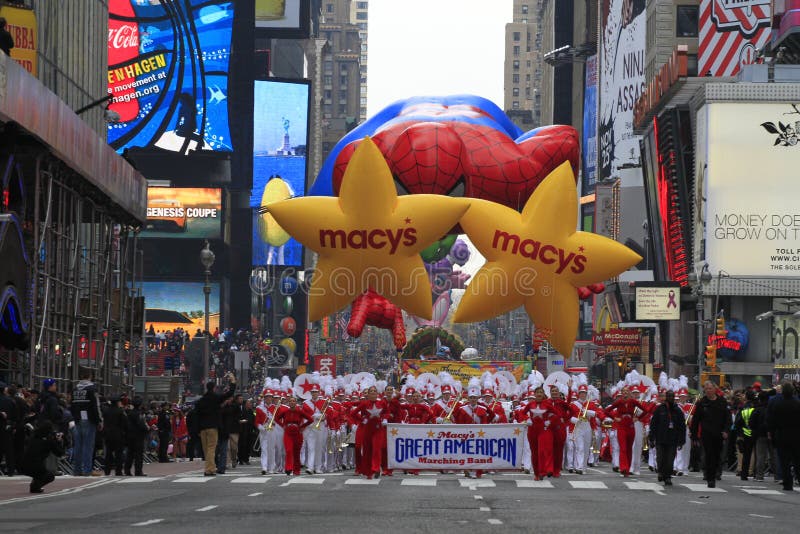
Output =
[
  {"x1": 648, "y1": 466, "x2": 654, "y2": 471},
  {"x1": 261, "y1": 470, "x2": 267, "y2": 475},
  {"x1": 658, "y1": 475, "x2": 663, "y2": 482},
  {"x1": 741, "y1": 476, "x2": 748, "y2": 481},
  {"x1": 783, "y1": 486, "x2": 794, "y2": 491},
  {"x1": 716, "y1": 475, "x2": 721, "y2": 481},
  {"x1": 29, "y1": 487, "x2": 43, "y2": 494},
  {"x1": 203, "y1": 472, "x2": 216, "y2": 477},
  {"x1": 124, "y1": 472, "x2": 132, "y2": 477},
  {"x1": 664, "y1": 479, "x2": 673, "y2": 486},
  {"x1": 134, "y1": 473, "x2": 147, "y2": 477},
  {"x1": 708, "y1": 480, "x2": 716, "y2": 488},
  {"x1": 285, "y1": 470, "x2": 291, "y2": 476},
  {"x1": 217, "y1": 470, "x2": 226, "y2": 475},
  {"x1": 612, "y1": 467, "x2": 619, "y2": 473}
]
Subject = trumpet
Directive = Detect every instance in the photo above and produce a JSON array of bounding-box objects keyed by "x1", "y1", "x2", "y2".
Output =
[
  {"x1": 266, "y1": 398, "x2": 282, "y2": 431},
  {"x1": 339, "y1": 431, "x2": 349, "y2": 451},
  {"x1": 578, "y1": 401, "x2": 589, "y2": 421},
  {"x1": 642, "y1": 432, "x2": 649, "y2": 452},
  {"x1": 443, "y1": 392, "x2": 462, "y2": 423},
  {"x1": 591, "y1": 431, "x2": 600, "y2": 455},
  {"x1": 685, "y1": 394, "x2": 700, "y2": 426},
  {"x1": 327, "y1": 431, "x2": 336, "y2": 454},
  {"x1": 313, "y1": 397, "x2": 331, "y2": 430}
]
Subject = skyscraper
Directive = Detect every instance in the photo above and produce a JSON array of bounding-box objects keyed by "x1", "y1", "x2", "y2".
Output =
[{"x1": 503, "y1": 0, "x2": 546, "y2": 130}]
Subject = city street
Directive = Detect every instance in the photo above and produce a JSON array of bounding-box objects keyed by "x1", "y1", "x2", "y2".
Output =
[{"x1": 0, "y1": 462, "x2": 795, "y2": 533}]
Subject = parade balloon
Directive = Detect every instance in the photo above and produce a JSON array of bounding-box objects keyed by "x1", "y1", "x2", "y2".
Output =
[
  {"x1": 280, "y1": 317, "x2": 297, "y2": 336},
  {"x1": 280, "y1": 276, "x2": 298, "y2": 295},
  {"x1": 452, "y1": 161, "x2": 642, "y2": 357},
  {"x1": 257, "y1": 176, "x2": 293, "y2": 247},
  {"x1": 283, "y1": 296, "x2": 293, "y2": 315},
  {"x1": 265, "y1": 137, "x2": 469, "y2": 321},
  {"x1": 279, "y1": 337, "x2": 297, "y2": 356}
]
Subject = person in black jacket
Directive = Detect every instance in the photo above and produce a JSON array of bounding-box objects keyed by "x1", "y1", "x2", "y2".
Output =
[
  {"x1": 157, "y1": 403, "x2": 171, "y2": 463},
  {"x1": 750, "y1": 392, "x2": 770, "y2": 481},
  {"x1": 238, "y1": 398, "x2": 256, "y2": 465},
  {"x1": 22, "y1": 420, "x2": 64, "y2": 493},
  {"x1": 124, "y1": 397, "x2": 148, "y2": 476},
  {"x1": 38, "y1": 379, "x2": 62, "y2": 428},
  {"x1": 102, "y1": 397, "x2": 127, "y2": 476},
  {"x1": 0, "y1": 383, "x2": 18, "y2": 476},
  {"x1": 186, "y1": 406, "x2": 203, "y2": 461},
  {"x1": 195, "y1": 374, "x2": 236, "y2": 476},
  {"x1": 690, "y1": 381, "x2": 730, "y2": 488},
  {"x1": 69, "y1": 370, "x2": 103, "y2": 476},
  {"x1": 10, "y1": 386, "x2": 30, "y2": 476},
  {"x1": 767, "y1": 381, "x2": 800, "y2": 491},
  {"x1": 649, "y1": 390, "x2": 686, "y2": 486}
]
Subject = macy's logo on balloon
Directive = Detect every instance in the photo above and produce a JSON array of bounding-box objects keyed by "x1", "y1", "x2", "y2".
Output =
[
  {"x1": 319, "y1": 228, "x2": 418, "y2": 254},
  {"x1": 492, "y1": 230, "x2": 586, "y2": 274}
]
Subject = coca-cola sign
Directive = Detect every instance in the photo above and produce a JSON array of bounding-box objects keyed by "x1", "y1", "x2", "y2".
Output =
[{"x1": 107, "y1": 0, "x2": 234, "y2": 154}]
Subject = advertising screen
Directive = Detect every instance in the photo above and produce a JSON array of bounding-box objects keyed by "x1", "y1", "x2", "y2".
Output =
[
  {"x1": 107, "y1": 0, "x2": 234, "y2": 154},
  {"x1": 599, "y1": 0, "x2": 646, "y2": 181},
  {"x1": 582, "y1": 55, "x2": 598, "y2": 196},
  {"x1": 256, "y1": 0, "x2": 305, "y2": 31},
  {"x1": 142, "y1": 188, "x2": 222, "y2": 239},
  {"x1": 699, "y1": 0, "x2": 771, "y2": 77},
  {"x1": 251, "y1": 79, "x2": 310, "y2": 267},
  {"x1": 142, "y1": 281, "x2": 220, "y2": 333}
]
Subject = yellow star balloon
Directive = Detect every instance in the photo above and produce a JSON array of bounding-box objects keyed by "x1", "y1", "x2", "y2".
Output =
[
  {"x1": 265, "y1": 136, "x2": 470, "y2": 321},
  {"x1": 452, "y1": 161, "x2": 642, "y2": 357}
]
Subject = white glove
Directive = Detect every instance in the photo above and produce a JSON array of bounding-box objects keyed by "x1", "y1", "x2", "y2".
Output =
[
  {"x1": 544, "y1": 421, "x2": 551, "y2": 428},
  {"x1": 587, "y1": 410, "x2": 596, "y2": 418},
  {"x1": 257, "y1": 424, "x2": 265, "y2": 431},
  {"x1": 436, "y1": 417, "x2": 444, "y2": 424},
  {"x1": 381, "y1": 420, "x2": 388, "y2": 427},
  {"x1": 362, "y1": 418, "x2": 368, "y2": 425},
  {"x1": 68, "y1": 421, "x2": 76, "y2": 430},
  {"x1": 525, "y1": 420, "x2": 532, "y2": 426}
]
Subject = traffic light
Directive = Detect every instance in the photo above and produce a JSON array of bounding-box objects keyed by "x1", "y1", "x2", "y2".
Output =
[
  {"x1": 716, "y1": 317, "x2": 727, "y2": 337},
  {"x1": 705, "y1": 343, "x2": 717, "y2": 369}
]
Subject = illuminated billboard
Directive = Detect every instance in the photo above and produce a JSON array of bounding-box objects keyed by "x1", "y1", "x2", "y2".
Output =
[
  {"x1": 107, "y1": 0, "x2": 233, "y2": 154},
  {"x1": 142, "y1": 188, "x2": 222, "y2": 239},
  {"x1": 251, "y1": 79, "x2": 310, "y2": 267},
  {"x1": 142, "y1": 281, "x2": 220, "y2": 333},
  {"x1": 256, "y1": 0, "x2": 309, "y2": 37}
]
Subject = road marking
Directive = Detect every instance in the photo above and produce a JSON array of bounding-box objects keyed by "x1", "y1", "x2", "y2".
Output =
[
  {"x1": 458, "y1": 479, "x2": 496, "y2": 488},
  {"x1": 286, "y1": 477, "x2": 325, "y2": 485},
  {"x1": 400, "y1": 478, "x2": 436, "y2": 486},
  {"x1": 474, "y1": 495, "x2": 483, "y2": 500},
  {"x1": 689, "y1": 501, "x2": 705, "y2": 505},
  {"x1": 488, "y1": 519, "x2": 503, "y2": 525},
  {"x1": 173, "y1": 477, "x2": 212, "y2": 483},
  {"x1": 742, "y1": 489, "x2": 782, "y2": 496},
  {"x1": 248, "y1": 492, "x2": 263, "y2": 497},
  {"x1": 585, "y1": 467, "x2": 605, "y2": 475},
  {"x1": 515, "y1": 480, "x2": 554, "y2": 489},
  {"x1": 345, "y1": 478, "x2": 380, "y2": 485},
  {"x1": 569, "y1": 481, "x2": 607, "y2": 489},
  {"x1": 681, "y1": 484, "x2": 726, "y2": 493},
  {"x1": 749, "y1": 514, "x2": 774, "y2": 519},
  {"x1": 132, "y1": 519, "x2": 163, "y2": 527},
  {"x1": 196, "y1": 505, "x2": 218, "y2": 512},
  {"x1": 479, "y1": 507, "x2": 491, "y2": 512},
  {"x1": 231, "y1": 477, "x2": 272, "y2": 484},
  {"x1": 0, "y1": 479, "x2": 114, "y2": 507},
  {"x1": 118, "y1": 477, "x2": 163, "y2": 483},
  {"x1": 625, "y1": 481, "x2": 664, "y2": 493}
]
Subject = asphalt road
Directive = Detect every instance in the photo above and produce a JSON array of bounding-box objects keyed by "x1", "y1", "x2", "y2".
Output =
[{"x1": 0, "y1": 463, "x2": 796, "y2": 533}]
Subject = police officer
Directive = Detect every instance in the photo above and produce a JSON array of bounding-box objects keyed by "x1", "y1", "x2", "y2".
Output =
[{"x1": 124, "y1": 396, "x2": 148, "y2": 476}]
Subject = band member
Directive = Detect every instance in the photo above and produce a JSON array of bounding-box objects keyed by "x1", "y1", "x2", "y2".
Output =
[
  {"x1": 381, "y1": 385, "x2": 404, "y2": 476},
  {"x1": 674, "y1": 387, "x2": 692, "y2": 476},
  {"x1": 523, "y1": 386, "x2": 555, "y2": 480},
  {"x1": 608, "y1": 386, "x2": 647, "y2": 477},
  {"x1": 302, "y1": 385, "x2": 328, "y2": 474},
  {"x1": 432, "y1": 385, "x2": 460, "y2": 423},
  {"x1": 351, "y1": 386, "x2": 388, "y2": 479},
  {"x1": 275, "y1": 395, "x2": 312, "y2": 476},
  {"x1": 453, "y1": 385, "x2": 489, "y2": 478},
  {"x1": 548, "y1": 384, "x2": 570, "y2": 478},
  {"x1": 255, "y1": 390, "x2": 285, "y2": 475},
  {"x1": 483, "y1": 389, "x2": 508, "y2": 423},
  {"x1": 404, "y1": 390, "x2": 433, "y2": 424},
  {"x1": 514, "y1": 391, "x2": 533, "y2": 473},
  {"x1": 566, "y1": 385, "x2": 603, "y2": 475}
]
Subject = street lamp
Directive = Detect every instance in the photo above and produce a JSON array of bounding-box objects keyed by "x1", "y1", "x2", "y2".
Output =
[
  {"x1": 688, "y1": 264, "x2": 713, "y2": 383},
  {"x1": 200, "y1": 240, "x2": 215, "y2": 334}
]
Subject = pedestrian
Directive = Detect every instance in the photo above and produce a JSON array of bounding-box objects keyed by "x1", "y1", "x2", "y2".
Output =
[
  {"x1": 157, "y1": 403, "x2": 171, "y2": 463},
  {"x1": 186, "y1": 404, "x2": 203, "y2": 462},
  {"x1": 238, "y1": 398, "x2": 255, "y2": 466},
  {"x1": 69, "y1": 369, "x2": 103, "y2": 477},
  {"x1": 750, "y1": 391, "x2": 770, "y2": 481},
  {"x1": 215, "y1": 398, "x2": 234, "y2": 474},
  {"x1": 766, "y1": 381, "x2": 800, "y2": 491},
  {"x1": 22, "y1": 420, "x2": 64, "y2": 493},
  {"x1": 101, "y1": 396, "x2": 127, "y2": 476},
  {"x1": 9, "y1": 386, "x2": 30, "y2": 476},
  {"x1": 194, "y1": 373, "x2": 236, "y2": 476},
  {"x1": 0, "y1": 382, "x2": 18, "y2": 476},
  {"x1": 38, "y1": 379, "x2": 63, "y2": 428},
  {"x1": 172, "y1": 408, "x2": 188, "y2": 461},
  {"x1": 227, "y1": 394, "x2": 244, "y2": 469},
  {"x1": 648, "y1": 390, "x2": 686, "y2": 486},
  {"x1": 0, "y1": 18, "x2": 13, "y2": 56},
  {"x1": 124, "y1": 396, "x2": 148, "y2": 477},
  {"x1": 690, "y1": 381, "x2": 729, "y2": 488},
  {"x1": 733, "y1": 390, "x2": 756, "y2": 480},
  {"x1": 275, "y1": 395, "x2": 312, "y2": 476}
]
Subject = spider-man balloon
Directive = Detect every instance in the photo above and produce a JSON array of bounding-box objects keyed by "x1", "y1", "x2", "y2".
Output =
[{"x1": 309, "y1": 95, "x2": 582, "y2": 349}]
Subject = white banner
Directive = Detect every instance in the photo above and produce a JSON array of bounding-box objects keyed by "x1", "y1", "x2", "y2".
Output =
[
  {"x1": 386, "y1": 424, "x2": 526, "y2": 470},
  {"x1": 704, "y1": 102, "x2": 800, "y2": 276}
]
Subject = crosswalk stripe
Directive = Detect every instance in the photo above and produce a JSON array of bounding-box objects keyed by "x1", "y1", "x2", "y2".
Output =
[
  {"x1": 286, "y1": 477, "x2": 325, "y2": 485},
  {"x1": 681, "y1": 483, "x2": 726, "y2": 493},
  {"x1": 515, "y1": 480, "x2": 553, "y2": 488},
  {"x1": 231, "y1": 477, "x2": 272, "y2": 483},
  {"x1": 742, "y1": 489, "x2": 783, "y2": 496},
  {"x1": 132, "y1": 519, "x2": 163, "y2": 526},
  {"x1": 196, "y1": 505, "x2": 217, "y2": 512},
  {"x1": 624, "y1": 482, "x2": 663, "y2": 492},
  {"x1": 173, "y1": 477, "x2": 212, "y2": 483},
  {"x1": 118, "y1": 477, "x2": 163, "y2": 483},
  {"x1": 458, "y1": 479, "x2": 496, "y2": 488},
  {"x1": 400, "y1": 478, "x2": 437, "y2": 486},
  {"x1": 569, "y1": 481, "x2": 607, "y2": 489},
  {"x1": 345, "y1": 478, "x2": 381, "y2": 485}
]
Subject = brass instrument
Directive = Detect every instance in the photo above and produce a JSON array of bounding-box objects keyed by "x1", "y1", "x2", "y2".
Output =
[
  {"x1": 266, "y1": 399, "x2": 282, "y2": 431},
  {"x1": 327, "y1": 431, "x2": 336, "y2": 454},
  {"x1": 578, "y1": 401, "x2": 590, "y2": 421},
  {"x1": 685, "y1": 394, "x2": 700, "y2": 426},
  {"x1": 339, "y1": 430, "x2": 350, "y2": 451},
  {"x1": 313, "y1": 397, "x2": 331, "y2": 430},
  {"x1": 591, "y1": 430, "x2": 600, "y2": 455},
  {"x1": 443, "y1": 392, "x2": 462, "y2": 423},
  {"x1": 642, "y1": 432, "x2": 649, "y2": 452}
]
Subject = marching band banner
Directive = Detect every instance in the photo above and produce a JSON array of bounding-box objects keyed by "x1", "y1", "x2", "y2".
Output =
[
  {"x1": 386, "y1": 424, "x2": 526, "y2": 470},
  {"x1": 401, "y1": 360, "x2": 531, "y2": 385}
]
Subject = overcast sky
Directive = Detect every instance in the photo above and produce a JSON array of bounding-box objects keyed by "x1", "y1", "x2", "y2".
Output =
[{"x1": 367, "y1": 0, "x2": 513, "y2": 118}]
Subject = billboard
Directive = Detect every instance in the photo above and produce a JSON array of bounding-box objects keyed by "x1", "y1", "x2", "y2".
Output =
[
  {"x1": 142, "y1": 188, "x2": 222, "y2": 239},
  {"x1": 142, "y1": 281, "x2": 220, "y2": 333},
  {"x1": 256, "y1": 0, "x2": 306, "y2": 31},
  {"x1": 704, "y1": 102, "x2": 800, "y2": 276},
  {"x1": 582, "y1": 55, "x2": 598, "y2": 196},
  {"x1": 107, "y1": 0, "x2": 234, "y2": 154},
  {"x1": 635, "y1": 283, "x2": 681, "y2": 321},
  {"x1": 0, "y1": 5, "x2": 36, "y2": 75},
  {"x1": 251, "y1": 79, "x2": 310, "y2": 267},
  {"x1": 599, "y1": 0, "x2": 646, "y2": 181},
  {"x1": 699, "y1": 0, "x2": 771, "y2": 77}
]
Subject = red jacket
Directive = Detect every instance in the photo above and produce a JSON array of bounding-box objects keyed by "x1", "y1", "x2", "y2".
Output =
[
  {"x1": 452, "y1": 402, "x2": 490, "y2": 424},
  {"x1": 404, "y1": 402, "x2": 433, "y2": 424},
  {"x1": 276, "y1": 406, "x2": 312, "y2": 431}
]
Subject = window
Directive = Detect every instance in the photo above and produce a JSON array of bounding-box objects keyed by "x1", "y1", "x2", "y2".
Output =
[
  {"x1": 513, "y1": 60, "x2": 520, "y2": 70},
  {"x1": 357, "y1": 1, "x2": 368, "y2": 8},
  {"x1": 676, "y1": 6, "x2": 699, "y2": 38},
  {"x1": 339, "y1": 104, "x2": 347, "y2": 114},
  {"x1": 323, "y1": 75, "x2": 332, "y2": 85},
  {"x1": 512, "y1": 101, "x2": 520, "y2": 110},
  {"x1": 324, "y1": 90, "x2": 331, "y2": 100},
  {"x1": 356, "y1": 12, "x2": 368, "y2": 20},
  {"x1": 358, "y1": 23, "x2": 368, "y2": 30},
  {"x1": 360, "y1": 97, "x2": 367, "y2": 106},
  {"x1": 521, "y1": 4, "x2": 528, "y2": 14},
  {"x1": 513, "y1": 31, "x2": 520, "y2": 41},
  {"x1": 339, "y1": 90, "x2": 347, "y2": 99},
  {"x1": 526, "y1": 74, "x2": 531, "y2": 81},
  {"x1": 512, "y1": 87, "x2": 520, "y2": 97},
  {"x1": 513, "y1": 73, "x2": 519, "y2": 83},
  {"x1": 326, "y1": 3, "x2": 334, "y2": 13},
  {"x1": 513, "y1": 45, "x2": 520, "y2": 56},
  {"x1": 526, "y1": 60, "x2": 531, "y2": 67},
  {"x1": 687, "y1": 53, "x2": 698, "y2": 76}
]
